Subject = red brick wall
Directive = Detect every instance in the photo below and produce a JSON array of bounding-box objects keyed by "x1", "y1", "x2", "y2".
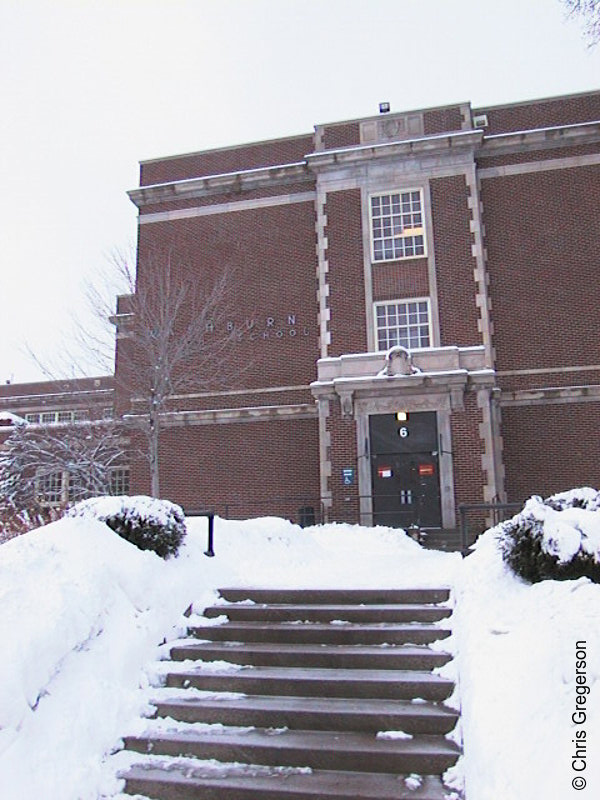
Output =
[
  {"x1": 131, "y1": 199, "x2": 320, "y2": 395},
  {"x1": 372, "y1": 259, "x2": 429, "y2": 301},
  {"x1": 477, "y1": 92, "x2": 600, "y2": 136},
  {"x1": 322, "y1": 122, "x2": 361, "y2": 150},
  {"x1": 325, "y1": 189, "x2": 368, "y2": 356},
  {"x1": 140, "y1": 135, "x2": 314, "y2": 185},
  {"x1": 501, "y1": 402, "x2": 600, "y2": 501},
  {"x1": 430, "y1": 176, "x2": 481, "y2": 346},
  {"x1": 481, "y1": 165, "x2": 600, "y2": 374},
  {"x1": 146, "y1": 417, "x2": 321, "y2": 521},
  {"x1": 450, "y1": 394, "x2": 485, "y2": 506},
  {"x1": 327, "y1": 401, "x2": 360, "y2": 523},
  {"x1": 158, "y1": 388, "x2": 313, "y2": 414},
  {"x1": 123, "y1": 189, "x2": 322, "y2": 515},
  {"x1": 424, "y1": 107, "x2": 464, "y2": 135}
]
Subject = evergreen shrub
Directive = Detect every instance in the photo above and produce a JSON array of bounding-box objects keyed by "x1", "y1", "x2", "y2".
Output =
[
  {"x1": 498, "y1": 488, "x2": 600, "y2": 584},
  {"x1": 67, "y1": 495, "x2": 187, "y2": 558}
]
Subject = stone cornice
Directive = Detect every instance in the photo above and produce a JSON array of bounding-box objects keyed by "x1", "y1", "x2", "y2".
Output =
[
  {"x1": 306, "y1": 130, "x2": 483, "y2": 173},
  {"x1": 128, "y1": 161, "x2": 313, "y2": 209},
  {"x1": 124, "y1": 403, "x2": 317, "y2": 427},
  {"x1": 500, "y1": 384, "x2": 600, "y2": 407},
  {"x1": 128, "y1": 120, "x2": 600, "y2": 210},
  {"x1": 478, "y1": 119, "x2": 600, "y2": 159}
]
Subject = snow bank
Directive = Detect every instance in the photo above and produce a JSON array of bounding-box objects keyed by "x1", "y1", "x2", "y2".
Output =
[
  {"x1": 448, "y1": 526, "x2": 600, "y2": 800},
  {"x1": 0, "y1": 515, "x2": 215, "y2": 799},
  {"x1": 3, "y1": 503, "x2": 599, "y2": 800},
  {"x1": 0, "y1": 513, "x2": 458, "y2": 800},
  {"x1": 194, "y1": 516, "x2": 460, "y2": 591}
]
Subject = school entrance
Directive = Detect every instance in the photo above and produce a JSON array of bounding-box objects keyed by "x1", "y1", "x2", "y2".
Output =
[{"x1": 370, "y1": 411, "x2": 442, "y2": 528}]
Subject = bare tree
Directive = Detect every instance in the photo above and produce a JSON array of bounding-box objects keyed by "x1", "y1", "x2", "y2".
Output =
[
  {"x1": 26, "y1": 245, "x2": 238, "y2": 499},
  {"x1": 0, "y1": 419, "x2": 126, "y2": 531},
  {"x1": 562, "y1": 0, "x2": 600, "y2": 45},
  {"x1": 89, "y1": 248, "x2": 238, "y2": 498}
]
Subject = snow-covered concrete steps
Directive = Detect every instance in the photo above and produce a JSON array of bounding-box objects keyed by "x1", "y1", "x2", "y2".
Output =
[{"x1": 119, "y1": 588, "x2": 461, "y2": 799}]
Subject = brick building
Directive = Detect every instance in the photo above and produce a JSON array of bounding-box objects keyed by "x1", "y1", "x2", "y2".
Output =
[
  {"x1": 3, "y1": 90, "x2": 600, "y2": 532},
  {"x1": 0, "y1": 376, "x2": 125, "y2": 509}
]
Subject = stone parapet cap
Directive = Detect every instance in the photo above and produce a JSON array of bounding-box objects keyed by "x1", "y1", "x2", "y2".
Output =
[
  {"x1": 314, "y1": 346, "x2": 490, "y2": 383},
  {"x1": 124, "y1": 403, "x2": 317, "y2": 427},
  {"x1": 129, "y1": 161, "x2": 313, "y2": 208},
  {"x1": 306, "y1": 130, "x2": 482, "y2": 172},
  {"x1": 479, "y1": 119, "x2": 600, "y2": 157},
  {"x1": 500, "y1": 384, "x2": 600, "y2": 407}
]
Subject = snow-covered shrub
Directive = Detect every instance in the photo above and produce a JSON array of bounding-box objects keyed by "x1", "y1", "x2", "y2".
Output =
[
  {"x1": 498, "y1": 488, "x2": 600, "y2": 583},
  {"x1": 66, "y1": 495, "x2": 186, "y2": 558},
  {"x1": 542, "y1": 486, "x2": 600, "y2": 512}
]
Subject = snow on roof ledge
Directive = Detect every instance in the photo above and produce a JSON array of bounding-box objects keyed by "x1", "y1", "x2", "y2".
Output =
[{"x1": 0, "y1": 411, "x2": 26, "y2": 426}]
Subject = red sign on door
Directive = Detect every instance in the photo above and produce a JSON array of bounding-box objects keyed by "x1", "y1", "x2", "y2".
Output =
[
  {"x1": 378, "y1": 466, "x2": 393, "y2": 478},
  {"x1": 418, "y1": 463, "x2": 435, "y2": 477}
]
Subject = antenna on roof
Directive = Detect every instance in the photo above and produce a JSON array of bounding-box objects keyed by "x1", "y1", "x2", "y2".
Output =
[{"x1": 379, "y1": 102, "x2": 390, "y2": 114}]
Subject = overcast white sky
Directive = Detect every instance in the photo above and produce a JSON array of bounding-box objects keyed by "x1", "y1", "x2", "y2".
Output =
[{"x1": 1, "y1": 0, "x2": 598, "y2": 383}]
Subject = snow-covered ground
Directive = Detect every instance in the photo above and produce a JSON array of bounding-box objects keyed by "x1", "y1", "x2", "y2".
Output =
[{"x1": 0, "y1": 509, "x2": 599, "y2": 799}]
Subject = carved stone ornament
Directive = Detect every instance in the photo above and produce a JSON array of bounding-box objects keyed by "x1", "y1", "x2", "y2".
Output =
[
  {"x1": 378, "y1": 345, "x2": 422, "y2": 377},
  {"x1": 339, "y1": 392, "x2": 354, "y2": 418}
]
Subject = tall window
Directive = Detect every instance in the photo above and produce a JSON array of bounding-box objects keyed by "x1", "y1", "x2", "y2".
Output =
[
  {"x1": 375, "y1": 299, "x2": 431, "y2": 351},
  {"x1": 36, "y1": 471, "x2": 65, "y2": 506},
  {"x1": 109, "y1": 467, "x2": 130, "y2": 495},
  {"x1": 370, "y1": 190, "x2": 425, "y2": 261}
]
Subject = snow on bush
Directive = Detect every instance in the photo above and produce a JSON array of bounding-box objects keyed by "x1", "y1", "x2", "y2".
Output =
[
  {"x1": 497, "y1": 488, "x2": 600, "y2": 583},
  {"x1": 450, "y1": 522, "x2": 600, "y2": 800},
  {"x1": 0, "y1": 513, "x2": 214, "y2": 800},
  {"x1": 66, "y1": 495, "x2": 187, "y2": 559}
]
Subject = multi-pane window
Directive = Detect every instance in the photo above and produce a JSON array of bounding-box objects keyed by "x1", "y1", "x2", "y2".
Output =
[
  {"x1": 35, "y1": 466, "x2": 130, "y2": 507},
  {"x1": 109, "y1": 467, "x2": 130, "y2": 495},
  {"x1": 68, "y1": 473, "x2": 86, "y2": 503},
  {"x1": 36, "y1": 471, "x2": 64, "y2": 505},
  {"x1": 23, "y1": 409, "x2": 89, "y2": 425},
  {"x1": 375, "y1": 299, "x2": 431, "y2": 352},
  {"x1": 371, "y1": 190, "x2": 425, "y2": 261}
]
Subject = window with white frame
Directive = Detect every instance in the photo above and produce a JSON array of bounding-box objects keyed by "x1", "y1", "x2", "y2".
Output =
[
  {"x1": 36, "y1": 470, "x2": 65, "y2": 506},
  {"x1": 374, "y1": 299, "x2": 431, "y2": 351},
  {"x1": 35, "y1": 465, "x2": 130, "y2": 507},
  {"x1": 23, "y1": 409, "x2": 89, "y2": 425},
  {"x1": 370, "y1": 190, "x2": 425, "y2": 261},
  {"x1": 109, "y1": 467, "x2": 130, "y2": 495}
]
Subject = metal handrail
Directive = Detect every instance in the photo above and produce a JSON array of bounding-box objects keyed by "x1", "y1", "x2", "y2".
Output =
[{"x1": 458, "y1": 501, "x2": 522, "y2": 553}]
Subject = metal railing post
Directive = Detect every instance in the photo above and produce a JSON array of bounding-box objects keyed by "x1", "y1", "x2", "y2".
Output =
[{"x1": 204, "y1": 513, "x2": 215, "y2": 557}]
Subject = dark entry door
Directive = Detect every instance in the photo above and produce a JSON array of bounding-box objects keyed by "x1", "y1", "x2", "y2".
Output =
[{"x1": 370, "y1": 412, "x2": 442, "y2": 528}]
